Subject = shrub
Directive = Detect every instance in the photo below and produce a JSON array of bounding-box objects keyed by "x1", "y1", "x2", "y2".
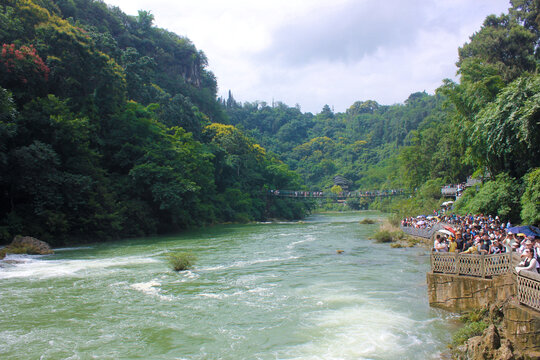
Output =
[
  {"x1": 451, "y1": 307, "x2": 489, "y2": 348},
  {"x1": 461, "y1": 308, "x2": 488, "y2": 323},
  {"x1": 373, "y1": 230, "x2": 393, "y2": 243},
  {"x1": 373, "y1": 229, "x2": 405, "y2": 243},
  {"x1": 451, "y1": 321, "x2": 488, "y2": 346},
  {"x1": 454, "y1": 173, "x2": 521, "y2": 223},
  {"x1": 406, "y1": 238, "x2": 420, "y2": 247},
  {"x1": 359, "y1": 218, "x2": 376, "y2": 224},
  {"x1": 388, "y1": 214, "x2": 401, "y2": 227},
  {"x1": 167, "y1": 252, "x2": 196, "y2": 271}
]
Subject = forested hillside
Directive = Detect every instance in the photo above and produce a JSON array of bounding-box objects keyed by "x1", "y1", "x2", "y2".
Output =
[
  {"x1": 223, "y1": 0, "x2": 540, "y2": 225},
  {"x1": 222, "y1": 92, "x2": 452, "y2": 191},
  {"x1": 0, "y1": 0, "x2": 308, "y2": 245},
  {"x1": 1, "y1": 0, "x2": 539, "y2": 247}
]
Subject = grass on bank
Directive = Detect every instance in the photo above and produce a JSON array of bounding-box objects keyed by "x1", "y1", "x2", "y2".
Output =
[
  {"x1": 167, "y1": 251, "x2": 196, "y2": 271},
  {"x1": 372, "y1": 218, "x2": 423, "y2": 248},
  {"x1": 372, "y1": 220, "x2": 406, "y2": 243},
  {"x1": 450, "y1": 308, "x2": 490, "y2": 351}
]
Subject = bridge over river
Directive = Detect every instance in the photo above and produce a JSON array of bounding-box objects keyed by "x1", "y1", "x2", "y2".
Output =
[{"x1": 266, "y1": 189, "x2": 409, "y2": 199}]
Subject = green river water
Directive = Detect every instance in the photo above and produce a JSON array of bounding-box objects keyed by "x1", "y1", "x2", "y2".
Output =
[{"x1": 0, "y1": 211, "x2": 458, "y2": 359}]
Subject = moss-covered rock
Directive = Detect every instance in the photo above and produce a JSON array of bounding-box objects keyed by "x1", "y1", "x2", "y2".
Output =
[{"x1": 1, "y1": 236, "x2": 54, "y2": 258}]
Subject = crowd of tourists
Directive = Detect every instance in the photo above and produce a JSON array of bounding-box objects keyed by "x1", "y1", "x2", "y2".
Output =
[
  {"x1": 402, "y1": 213, "x2": 540, "y2": 274},
  {"x1": 401, "y1": 215, "x2": 439, "y2": 230}
]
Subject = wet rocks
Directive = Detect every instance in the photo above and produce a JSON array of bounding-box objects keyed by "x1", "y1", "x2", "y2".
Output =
[{"x1": 0, "y1": 236, "x2": 54, "y2": 259}]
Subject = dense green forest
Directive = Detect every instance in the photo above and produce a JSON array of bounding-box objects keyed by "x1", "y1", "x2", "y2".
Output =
[
  {"x1": 0, "y1": 0, "x2": 309, "y2": 245},
  {"x1": 1, "y1": 0, "x2": 539, "y2": 247},
  {"x1": 222, "y1": 92, "x2": 451, "y2": 191},
  {"x1": 222, "y1": 0, "x2": 540, "y2": 225}
]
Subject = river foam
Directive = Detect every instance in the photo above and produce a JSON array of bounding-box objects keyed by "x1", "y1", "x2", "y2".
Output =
[
  {"x1": 130, "y1": 280, "x2": 171, "y2": 301},
  {"x1": 0, "y1": 254, "x2": 159, "y2": 280}
]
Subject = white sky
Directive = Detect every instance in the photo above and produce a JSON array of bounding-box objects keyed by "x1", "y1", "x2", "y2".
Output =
[{"x1": 104, "y1": 0, "x2": 510, "y2": 113}]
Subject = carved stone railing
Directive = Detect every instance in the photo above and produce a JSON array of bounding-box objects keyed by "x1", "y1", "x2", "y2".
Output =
[
  {"x1": 400, "y1": 222, "x2": 446, "y2": 239},
  {"x1": 430, "y1": 252, "x2": 540, "y2": 312},
  {"x1": 516, "y1": 270, "x2": 540, "y2": 312},
  {"x1": 431, "y1": 252, "x2": 511, "y2": 278}
]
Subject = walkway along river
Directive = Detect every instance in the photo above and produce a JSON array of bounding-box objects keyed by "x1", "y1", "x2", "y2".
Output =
[{"x1": 0, "y1": 212, "x2": 458, "y2": 359}]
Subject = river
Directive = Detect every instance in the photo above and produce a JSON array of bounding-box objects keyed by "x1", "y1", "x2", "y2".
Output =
[{"x1": 0, "y1": 211, "x2": 457, "y2": 359}]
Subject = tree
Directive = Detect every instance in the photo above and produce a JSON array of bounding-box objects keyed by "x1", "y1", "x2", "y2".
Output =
[
  {"x1": 471, "y1": 73, "x2": 540, "y2": 178},
  {"x1": 521, "y1": 168, "x2": 540, "y2": 225},
  {"x1": 454, "y1": 173, "x2": 521, "y2": 223},
  {"x1": 457, "y1": 14, "x2": 537, "y2": 82}
]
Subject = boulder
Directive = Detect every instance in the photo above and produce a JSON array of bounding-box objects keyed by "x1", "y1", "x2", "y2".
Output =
[
  {"x1": 8, "y1": 235, "x2": 54, "y2": 255},
  {"x1": 464, "y1": 324, "x2": 520, "y2": 360},
  {"x1": 494, "y1": 339, "x2": 514, "y2": 360},
  {"x1": 466, "y1": 325, "x2": 501, "y2": 360}
]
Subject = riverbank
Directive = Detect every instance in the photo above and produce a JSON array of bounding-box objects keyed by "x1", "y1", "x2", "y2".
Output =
[{"x1": 371, "y1": 219, "x2": 427, "y2": 248}]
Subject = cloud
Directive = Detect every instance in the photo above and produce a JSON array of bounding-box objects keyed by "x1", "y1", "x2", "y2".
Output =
[
  {"x1": 104, "y1": 0, "x2": 511, "y2": 113},
  {"x1": 259, "y1": 0, "x2": 510, "y2": 67},
  {"x1": 259, "y1": 0, "x2": 429, "y2": 65}
]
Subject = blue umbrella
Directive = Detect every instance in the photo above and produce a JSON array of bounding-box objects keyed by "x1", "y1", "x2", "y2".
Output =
[{"x1": 507, "y1": 225, "x2": 540, "y2": 237}]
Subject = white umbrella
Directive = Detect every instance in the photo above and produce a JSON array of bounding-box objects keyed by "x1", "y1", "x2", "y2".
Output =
[
  {"x1": 437, "y1": 229, "x2": 454, "y2": 236},
  {"x1": 416, "y1": 220, "x2": 426, "y2": 225},
  {"x1": 442, "y1": 201, "x2": 454, "y2": 206}
]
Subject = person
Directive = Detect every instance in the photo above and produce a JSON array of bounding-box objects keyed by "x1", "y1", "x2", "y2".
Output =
[
  {"x1": 434, "y1": 234, "x2": 448, "y2": 252},
  {"x1": 479, "y1": 235, "x2": 490, "y2": 254},
  {"x1": 489, "y1": 238, "x2": 503, "y2": 254},
  {"x1": 517, "y1": 234, "x2": 527, "y2": 253},
  {"x1": 534, "y1": 238, "x2": 540, "y2": 272},
  {"x1": 462, "y1": 238, "x2": 479, "y2": 254},
  {"x1": 448, "y1": 236, "x2": 458, "y2": 253},
  {"x1": 455, "y1": 232, "x2": 464, "y2": 252},
  {"x1": 463, "y1": 228, "x2": 472, "y2": 242},
  {"x1": 462, "y1": 237, "x2": 473, "y2": 252},
  {"x1": 515, "y1": 249, "x2": 539, "y2": 274},
  {"x1": 502, "y1": 231, "x2": 515, "y2": 252},
  {"x1": 523, "y1": 239, "x2": 534, "y2": 255}
]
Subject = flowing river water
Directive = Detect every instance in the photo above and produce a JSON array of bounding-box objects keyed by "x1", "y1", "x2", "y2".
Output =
[{"x1": 0, "y1": 211, "x2": 458, "y2": 359}]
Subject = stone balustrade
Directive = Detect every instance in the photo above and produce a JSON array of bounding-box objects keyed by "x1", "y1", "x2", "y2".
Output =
[
  {"x1": 430, "y1": 252, "x2": 540, "y2": 313},
  {"x1": 431, "y1": 252, "x2": 512, "y2": 278},
  {"x1": 516, "y1": 269, "x2": 540, "y2": 312}
]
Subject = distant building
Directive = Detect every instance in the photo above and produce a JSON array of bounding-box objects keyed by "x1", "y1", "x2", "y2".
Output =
[{"x1": 333, "y1": 175, "x2": 351, "y2": 191}]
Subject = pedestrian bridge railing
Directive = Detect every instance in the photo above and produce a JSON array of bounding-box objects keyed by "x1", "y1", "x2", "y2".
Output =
[{"x1": 267, "y1": 189, "x2": 408, "y2": 199}]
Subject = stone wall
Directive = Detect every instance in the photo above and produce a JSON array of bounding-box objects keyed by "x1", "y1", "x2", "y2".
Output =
[
  {"x1": 426, "y1": 272, "x2": 515, "y2": 312},
  {"x1": 427, "y1": 272, "x2": 540, "y2": 358},
  {"x1": 503, "y1": 301, "x2": 540, "y2": 355}
]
